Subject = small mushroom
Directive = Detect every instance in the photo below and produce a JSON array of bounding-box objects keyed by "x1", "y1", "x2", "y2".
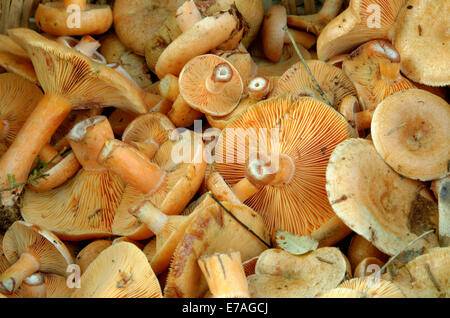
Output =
[
  {"x1": 326, "y1": 138, "x2": 440, "y2": 256},
  {"x1": 21, "y1": 116, "x2": 126, "y2": 240},
  {"x1": 0, "y1": 221, "x2": 73, "y2": 294},
  {"x1": 347, "y1": 233, "x2": 388, "y2": 271},
  {"x1": 269, "y1": 60, "x2": 357, "y2": 109},
  {"x1": 342, "y1": 40, "x2": 415, "y2": 111},
  {"x1": 164, "y1": 202, "x2": 270, "y2": 298},
  {"x1": 75, "y1": 239, "x2": 113, "y2": 274},
  {"x1": 382, "y1": 246, "x2": 450, "y2": 298},
  {"x1": 317, "y1": 0, "x2": 408, "y2": 60},
  {"x1": 392, "y1": 0, "x2": 449, "y2": 86},
  {"x1": 35, "y1": 0, "x2": 113, "y2": 36},
  {"x1": 71, "y1": 242, "x2": 162, "y2": 298},
  {"x1": 371, "y1": 89, "x2": 449, "y2": 181},
  {"x1": 178, "y1": 54, "x2": 244, "y2": 117},
  {"x1": 198, "y1": 251, "x2": 250, "y2": 298},
  {"x1": 247, "y1": 247, "x2": 350, "y2": 298}
]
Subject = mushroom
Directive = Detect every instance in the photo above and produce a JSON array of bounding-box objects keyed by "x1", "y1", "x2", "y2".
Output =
[
  {"x1": 178, "y1": 54, "x2": 244, "y2": 117},
  {"x1": 198, "y1": 251, "x2": 250, "y2": 298},
  {"x1": 121, "y1": 112, "x2": 176, "y2": 160},
  {"x1": 21, "y1": 116, "x2": 126, "y2": 241},
  {"x1": 353, "y1": 257, "x2": 385, "y2": 278},
  {"x1": 247, "y1": 76, "x2": 273, "y2": 101},
  {"x1": 371, "y1": 89, "x2": 450, "y2": 182},
  {"x1": 342, "y1": 40, "x2": 415, "y2": 111},
  {"x1": 0, "y1": 29, "x2": 150, "y2": 218},
  {"x1": 34, "y1": 0, "x2": 113, "y2": 36},
  {"x1": 213, "y1": 95, "x2": 355, "y2": 238},
  {"x1": 163, "y1": 202, "x2": 270, "y2": 298},
  {"x1": 56, "y1": 35, "x2": 106, "y2": 64},
  {"x1": 392, "y1": 0, "x2": 449, "y2": 86},
  {"x1": 347, "y1": 233, "x2": 388, "y2": 271},
  {"x1": 0, "y1": 221, "x2": 73, "y2": 294},
  {"x1": 382, "y1": 247, "x2": 450, "y2": 298},
  {"x1": 158, "y1": 74, "x2": 180, "y2": 103},
  {"x1": 324, "y1": 277, "x2": 405, "y2": 298},
  {"x1": 287, "y1": 0, "x2": 345, "y2": 36},
  {"x1": 71, "y1": 242, "x2": 162, "y2": 298},
  {"x1": 269, "y1": 60, "x2": 357, "y2": 109},
  {"x1": 100, "y1": 129, "x2": 206, "y2": 240},
  {"x1": 261, "y1": 5, "x2": 316, "y2": 63},
  {"x1": 317, "y1": 0, "x2": 408, "y2": 60},
  {"x1": 431, "y1": 176, "x2": 450, "y2": 247},
  {"x1": 75, "y1": 239, "x2": 113, "y2": 274},
  {"x1": 20, "y1": 272, "x2": 47, "y2": 298},
  {"x1": 167, "y1": 94, "x2": 203, "y2": 128},
  {"x1": 0, "y1": 34, "x2": 37, "y2": 84},
  {"x1": 247, "y1": 247, "x2": 350, "y2": 298},
  {"x1": 326, "y1": 138, "x2": 440, "y2": 256},
  {"x1": 154, "y1": 7, "x2": 243, "y2": 78}
]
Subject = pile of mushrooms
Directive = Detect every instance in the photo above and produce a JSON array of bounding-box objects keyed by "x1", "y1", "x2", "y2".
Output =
[{"x1": 0, "y1": 0, "x2": 448, "y2": 299}]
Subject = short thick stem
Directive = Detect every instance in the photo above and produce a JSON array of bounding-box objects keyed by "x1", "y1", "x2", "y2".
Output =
[
  {"x1": 130, "y1": 200, "x2": 168, "y2": 235},
  {"x1": 205, "y1": 63, "x2": 233, "y2": 94},
  {"x1": 22, "y1": 273, "x2": 46, "y2": 298},
  {"x1": 248, "y1": 76, "x2": 271, "y2": 100},
  {"x1": 168, "y1": 94, "x2": 203, "y2": 128},
  {"x1": 74, "y1": 35, "x2": 101, "y2": 58},
  {"x1": 0, "y1": 252, "x2": 40, "y2": 294},
  {"x1": 231, "y1": 178, "x2": 260, "y2": 202},
  {"x1": 99, "y1": 140, "x2": 166, "y2": 195},
  {"x1": 0, "y1": 94, "x2": 71, "y2": 205},
  {"x1": 311, "y1": 215, "x2": 351, "y2": 247}
]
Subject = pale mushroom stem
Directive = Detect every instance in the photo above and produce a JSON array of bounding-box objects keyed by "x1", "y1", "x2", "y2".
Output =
[
  {"x1": 130, "y1": 200, "x2": 169, "y2": 235},
  {"x1": 64, "y1": 0, "x2": 87, "y2": 11},
  {"x1": 246, "y1": 153, "x2": 295, "y2": 187},
  {"x1": 159, "y1": 74, "x2": 180, "y2": 102},
  {"x1": 176, "y1": 0, "x2": 202, "y2": 33},
  {"x1": 0, "y1": 252, "x2": 41, "y2": 294},
  {"x1": 22, "y1": 273, "x2": 46, "y2": 298},
  {"x1": 310, "y1": 215, "x2": 352, "y2": 247},
  {"x1": 0, "y1": 94, "x2": 72, "y2": 206},
  {"x1": 98, "y1": 140, "x2": 166, "y2": 196},
  {"x1": 198, "y1": 252, "x2": 250, "y2": 298},
  {"x1": 248, "y1": 76, "x2": 271, "y2": 100},
  {"x1": 231, "y1": 178, "x2": 260, "y2": 203},
  {"x1": 74, "y1": 36, "x2": 101, "y2": 58},
  {"x1": 205, "y1": 63, "x2": 234, "y2": 94}
]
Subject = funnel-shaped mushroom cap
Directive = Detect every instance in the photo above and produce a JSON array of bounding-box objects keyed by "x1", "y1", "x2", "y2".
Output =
[
  {"x1": 75, "y1": 239, "x2": 113, "y2": 274},
  {"x1": 213, "y1": 95, "x2": 355, "y2": 237},
  {"x1": 179, "y1": 54, "x2": 244, "y2": 116},
  {"x1": 270, "y1": 60, "x2": 357, "y2": 109},
  {"x1": 0, "y1": 73, "x2": 43, "y2": 156},
  {"x1": 371, "y1": 89, "x2": 450, "y2": 181},
  {"x1": 382, "y1": 247, "x2": 450, "y2": 298},
  {"x1": 247, "y1": 247, "x2": 349, "y2": 298},
  {"x1": 326, "y1": 138, "x2": 439, "y2": 256},
  {"x1": 35, "y1": 2, "x2": 113, "y2": 36},
  {"x1": 164, "y1": 202, "x2": 270, "y2": 298},
  {"x1": 393, "y1": 0, "x2": 449, "y2": 86},
  {"x1": 21, "y1": 116, "x2": 126, "y2": 241},
  {"x1": 1, "y1": 221, "x2": 73, "y2": 293},
  {"x1": 8, "y1": 28, "x2": 148, "y2": 114},
  {"x1": 317, "y1": 0, "x2": 408, "y2": 60},
  {"x1": 71, "y1": 242, "x2": 162, "y2": 298},
  {"x1": 111, "y1": 129, "x2": 206, "y2": 239},
  {"x1": 333, "y1": 277, "x2": 405, "y2": 298},
  {"x1": 342, "y1": 40, "x2": 415, "y2": 110},
  {"x1": 122, "y1": 112, "x2": 175, "y2": 159}
]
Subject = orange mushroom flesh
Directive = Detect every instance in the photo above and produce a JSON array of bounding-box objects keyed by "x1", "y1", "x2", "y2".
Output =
[
  {"x1": 0, "y1": 221, "x2": 73, "y2": 294},
  {"x1": 326, "y1": 138, "x2": 440, "y2": 256},
  {"x1": 269, "y1": 60, "x2": 357, "y2": 109},
  {"x1": 0, "y1": 28, "x2": 148, "y2": 213},
  {"x1": 213, "y1": 95, "x2": 355, "y2": 238},
  {"x1": 71, "y1": 242, "x2": 162, "y2": 298},
  {"x1": 198, "y1": 252, "x2": 250, "y2": 298},
  {"x1": 21, "y1": 116, "x2": 126, "y2": 241},
  {"x1": 316, "y1": 0, "x2": 408, "y2": 60},
  {"x1": 178, "y1": 54, "x2": 244, "y2": 117},
  {"x1": 371, "y1": 89, "x2": 450, "y2": 182},
  {"x1": 342, "y1": 40, "x2": 415, "y2": 111},
  {"x1": 287, "y1": 0, "x2": 345, "y2": 36},
  {"x1": 34, "y1": 0, "x2": 113, "y2": 36},
  {"x1": 122, "y1": 113, "x2": 176, "y2": 160}
]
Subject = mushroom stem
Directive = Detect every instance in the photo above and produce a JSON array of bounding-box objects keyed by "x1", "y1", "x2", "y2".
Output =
[
  {"x1": 231, "y1": 178, "x2": 260, "y2": 203},
  {"x1": 129, "y1": 140, "x2": 160, "y2": 160},
  {"x1": 379, "y1": 62, "x2": 402, "y2": 81},
  {"x1": 98, "y1": 140, "x2": 166, "y2": 196},
  {"x1": 0, "y1": 94, "x2": 72, "y2": 206},
  {"x1": 68, "y1": 116, "x2": 114, "y2": 171},
  {"x1": 205, "y1": 63, "x2": 234, "y2": 94},
  {"x1": 167, "y1": 94, "x2": 203, "y2": 128},
  {"x1": 310, "y1": 215, "x2": 352, "y2": 247},
  {"x1": 159, "y1": 74, "x2": 180, "y2": 102},
  {"x1": 246, "y1": 153, "x2": 295, "y2": 188},
  {"x1": 38, "y1": 144, "x2": 63, "y2": 164},
  {"x1": 198, "y1": 252, "x2": 250, "y2": 298},
  {"x1": 283, "y1": 28, "x2": 316, "y2": 49},
  {"x1": 74, "y1": 35, "x2": 101, "y2": 58},
  {"x1": 248, "y1": 76, "x2": 271, "y2": 100},
  {"x1": 64, "y1": 0, "x2": 87, "y2": 11},
  {"x1": 176, "y1": 0, "x2": 202, "y2": 33},
  {"x1": 129, "y1": 200, "x2": 169, "y2": 235},
  {"x1": 0, "y1": 252, "x2": 41, "y2": 294},
  {"x1": 354, "y1": 109, "x2": 375, "y2": 132},
  {"x1": 22, "y1": 273, "x2": 46, "y2": 298}
]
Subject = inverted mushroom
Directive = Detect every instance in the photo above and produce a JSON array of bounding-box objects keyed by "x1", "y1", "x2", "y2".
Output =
[
  {"x1": 371, "y1": 89, "x2": 450, "y2": 182},
  {"x1": 0, "y1": 221, "x2": 73, "y2": 294}
]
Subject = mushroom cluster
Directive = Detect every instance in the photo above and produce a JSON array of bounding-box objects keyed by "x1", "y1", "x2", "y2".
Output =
[{"x1": 0, "y1": 0, "x2": 448, "y2": 300}]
